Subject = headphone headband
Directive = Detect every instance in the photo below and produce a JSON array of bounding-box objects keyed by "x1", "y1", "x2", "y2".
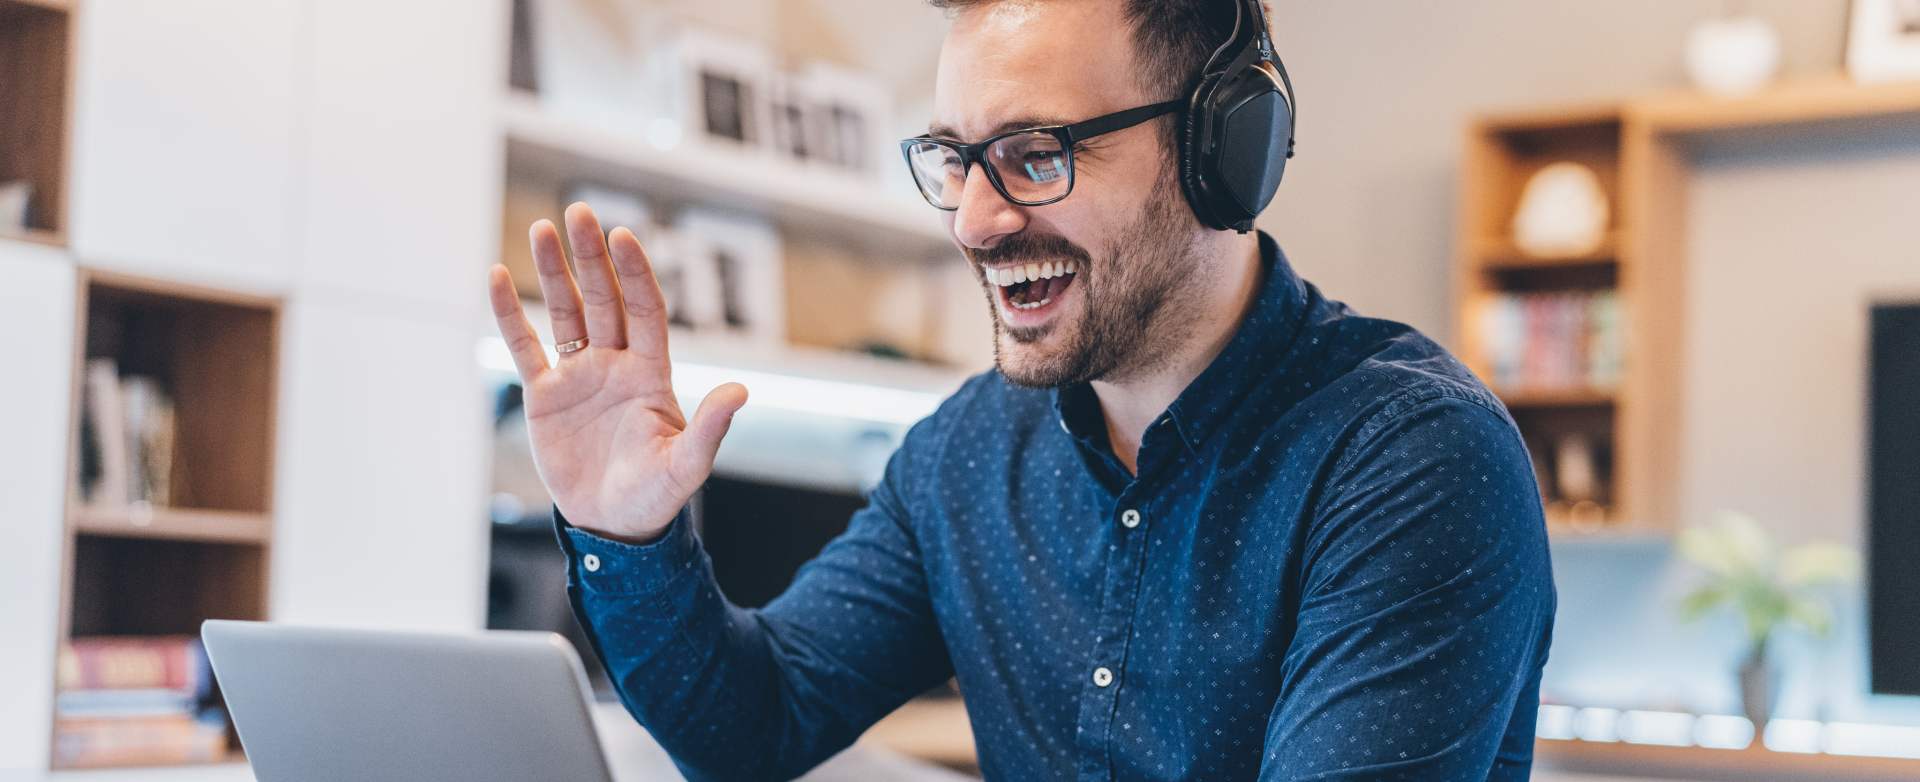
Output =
[{"x1": 1176, "y1": 0, "x2": 1298, "y2": 232}]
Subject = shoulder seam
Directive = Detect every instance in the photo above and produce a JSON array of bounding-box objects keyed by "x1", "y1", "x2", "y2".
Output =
[{"x1": 1330, "y1": 368, "x2": 1514, "y2": 478}]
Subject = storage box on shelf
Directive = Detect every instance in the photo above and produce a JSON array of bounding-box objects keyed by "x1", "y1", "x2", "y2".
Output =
[
  {"x1": 0, "y1": 0, "x2": 73, "y2": 246},
  {"x1": 54, "y1": 270, "x2": 281, "y2": 770}
]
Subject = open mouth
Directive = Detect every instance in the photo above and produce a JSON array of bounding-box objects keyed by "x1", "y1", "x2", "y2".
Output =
[{"x1": 987, "y1": 261, "x2": 1079, "y2": 311}]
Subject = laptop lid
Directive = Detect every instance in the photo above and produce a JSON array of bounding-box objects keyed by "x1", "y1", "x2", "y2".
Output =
[{"x1": 201, "y1": 620, "x2": 614, "y2": 782}]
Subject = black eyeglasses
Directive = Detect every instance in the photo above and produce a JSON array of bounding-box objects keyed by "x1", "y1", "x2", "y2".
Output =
[{"x1": 900, "y1": 99, "x2": 1183, "y2": 210}]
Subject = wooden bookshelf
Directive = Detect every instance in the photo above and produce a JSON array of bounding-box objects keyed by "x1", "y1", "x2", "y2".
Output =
[
  {"x1": 0, "y1": 0, "x2": 73, "y2": 243},
  {"x1": 52, "y1": 269, "x2": 281, "y2": 769},
  {"x1": 1457, "y1": 76, "x2": 1920, "y2": 538},
  {"x1": 1457, "y1": 107, "x2": 1631, "y2": 535}
]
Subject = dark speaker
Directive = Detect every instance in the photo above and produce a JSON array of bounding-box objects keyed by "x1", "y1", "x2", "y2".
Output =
[{"x1": 1868, "y1": 302, "x2": 1920, "y2": 696}]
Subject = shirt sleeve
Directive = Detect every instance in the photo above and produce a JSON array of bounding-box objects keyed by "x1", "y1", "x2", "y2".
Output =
[
  {"x1": 554, "y1": 423, "x2": 953, "y2": 782},
  {"x1": 1259, "y1": 394, "x2": 1556, "y2": 781}
]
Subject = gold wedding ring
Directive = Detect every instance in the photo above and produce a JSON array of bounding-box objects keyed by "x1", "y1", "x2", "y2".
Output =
[{"x1": 554, "y1": 337, "x2": 589, "y2": 355}]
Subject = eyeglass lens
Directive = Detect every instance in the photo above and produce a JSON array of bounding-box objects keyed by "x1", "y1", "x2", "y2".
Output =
[{"x1": 906, "y1": 131, "x2": 1072, "y2": 209}]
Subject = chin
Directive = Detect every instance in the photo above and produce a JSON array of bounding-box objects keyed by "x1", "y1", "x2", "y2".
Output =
[{"x1": 992, "y1": 324, "x2": 1086, "y2": 389}]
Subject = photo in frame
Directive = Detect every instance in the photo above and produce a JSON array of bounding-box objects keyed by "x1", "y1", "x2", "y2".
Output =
[
  {"x1": 794, "y1": 62, "x2": 893, "y2": 177},
  {"x1": 1848, "y1": 0, "x2": 1920, "y2": 82},
  {"x1": 646, "y1": 27, "x2": 778, "y2": 151},
  {"x1": 671, "y1": 209, "x2": 785, "y2": 345}
]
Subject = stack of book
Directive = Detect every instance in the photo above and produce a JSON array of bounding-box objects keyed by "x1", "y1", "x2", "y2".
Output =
[
  {"x1": 1478, "y1": 290, "x2": 1624, "y2": 393},
  {"x1": 77, "y1": 357, "x2": 178, "y2": 509},
  {"x1": 54, "y1": 636, "x2": 228, "y2": 768}
]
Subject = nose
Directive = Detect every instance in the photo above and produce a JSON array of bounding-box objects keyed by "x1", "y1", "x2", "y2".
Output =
[{"x1": 950, "y1": 162, "x2": 1027, "y2": 251}]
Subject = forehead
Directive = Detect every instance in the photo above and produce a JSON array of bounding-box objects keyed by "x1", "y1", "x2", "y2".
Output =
[{"x1": 930, "y1": 0, "x2": 1150, "y2": 141}]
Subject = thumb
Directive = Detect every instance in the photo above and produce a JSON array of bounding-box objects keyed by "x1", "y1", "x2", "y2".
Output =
[{"x1": 673, "y1": 382, "x2": 748, "y2": 475}]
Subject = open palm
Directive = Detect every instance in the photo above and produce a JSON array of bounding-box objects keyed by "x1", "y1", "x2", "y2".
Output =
[{"x1": 487, "y1": 203, "x2": 746, "y2": 544}]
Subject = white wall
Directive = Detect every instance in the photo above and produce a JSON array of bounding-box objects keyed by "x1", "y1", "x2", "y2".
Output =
[
  {"x1": 0, "y1": 245, "x2": 76, "y2": 772},
  {"x1": 267, "y1": 0, "x2": 504, "y2": 631}
]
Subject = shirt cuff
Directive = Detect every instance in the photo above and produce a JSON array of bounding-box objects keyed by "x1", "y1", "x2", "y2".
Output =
[{"x1": 551, "y1": 505, "x2": 702, "y2": 594}]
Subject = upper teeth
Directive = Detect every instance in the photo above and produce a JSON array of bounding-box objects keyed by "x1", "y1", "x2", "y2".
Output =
[{"x1": 989, "y1": 261, "x2": 1077, "y2": 287}]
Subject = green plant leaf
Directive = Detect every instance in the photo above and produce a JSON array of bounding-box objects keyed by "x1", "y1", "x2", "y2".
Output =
[
  {"x1": 1782, "y1": 543, "x2": 1860, "y2": 587},
  {"x1": 1677, "y1": 584, "x2": 1728, "y2": 622},
  {"x1": 1785, "y1": 595, "x2": 1833, "y2": 637}
]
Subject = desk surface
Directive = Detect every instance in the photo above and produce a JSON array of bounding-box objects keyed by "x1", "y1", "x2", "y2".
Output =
[{"x1": 1, "y1": 703, "x2": 975, "y2": 782}]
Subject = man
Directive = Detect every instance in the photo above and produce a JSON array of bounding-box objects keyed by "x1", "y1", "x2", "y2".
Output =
[{"x1": 484, "y1": 0, "x2": 1555, "y2": 779}]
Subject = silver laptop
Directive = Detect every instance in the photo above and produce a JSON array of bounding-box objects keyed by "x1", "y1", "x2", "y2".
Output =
[{"x1": 201, "y1": 620, "x2": 615, "y2": 782}]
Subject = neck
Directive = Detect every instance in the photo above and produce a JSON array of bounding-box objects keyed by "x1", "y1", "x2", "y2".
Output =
[{"x1": 1093, "y1": 231, "x2": 1264, "y2": 474}]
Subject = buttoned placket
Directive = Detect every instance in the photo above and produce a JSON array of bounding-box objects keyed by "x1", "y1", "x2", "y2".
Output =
[{"x1": 1071, "y1": 414, "x2": 1171, "y2": 781}]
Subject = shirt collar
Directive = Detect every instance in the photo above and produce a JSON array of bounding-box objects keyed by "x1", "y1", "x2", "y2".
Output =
[{"x1": 1051, "y1": 230, "x2": 1310, "y2": 455}]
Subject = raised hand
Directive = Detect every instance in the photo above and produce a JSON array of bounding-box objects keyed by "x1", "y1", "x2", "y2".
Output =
[{"x1": 487, "y1": 202, "x2": 747, "y2": 544}]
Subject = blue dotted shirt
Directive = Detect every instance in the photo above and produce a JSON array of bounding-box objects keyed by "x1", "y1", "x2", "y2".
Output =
[{"x1": 555, "y1": 232, "x2": 1556, "y2": 781}]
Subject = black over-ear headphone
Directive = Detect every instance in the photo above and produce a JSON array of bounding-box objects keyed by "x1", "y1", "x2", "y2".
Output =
[{"x1": 1177, "y1": 0, "x2": 1297, "y2": 233}]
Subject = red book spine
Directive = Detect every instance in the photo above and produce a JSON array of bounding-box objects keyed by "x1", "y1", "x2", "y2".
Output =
[{"x1": 58, "y1": 636, "x2": 204, "y2": 692}]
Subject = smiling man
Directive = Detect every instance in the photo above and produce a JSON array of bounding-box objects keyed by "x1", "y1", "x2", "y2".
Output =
[{"x1": 485, "y1": 0, "x2": 1555, "y2": 780}]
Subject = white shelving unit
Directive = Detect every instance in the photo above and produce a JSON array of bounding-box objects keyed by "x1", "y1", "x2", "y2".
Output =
[{"x1": 501, "y1": 90, "x2": 953, "y2": 261}]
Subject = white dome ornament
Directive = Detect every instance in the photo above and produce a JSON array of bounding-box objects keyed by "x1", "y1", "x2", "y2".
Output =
[
  {"x1": 1685, "y1": 13, "x2": 1782, "y2": 96},
  {"x1": 1511, "y1": 162, "x2": 1610, "y2": 259}
]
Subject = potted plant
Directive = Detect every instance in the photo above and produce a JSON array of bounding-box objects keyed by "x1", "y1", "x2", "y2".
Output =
[{"x1": 1675, "y1": 510, "x2": 1858, "y2": 741}]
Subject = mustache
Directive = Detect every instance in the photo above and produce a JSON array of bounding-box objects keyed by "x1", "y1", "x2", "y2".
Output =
[{"x1": 965, "y1": 233, "x2": 1092, "y2": 271}]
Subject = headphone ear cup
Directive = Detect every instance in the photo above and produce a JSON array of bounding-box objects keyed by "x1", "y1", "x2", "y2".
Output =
[
  {"x1": 1214, "y1": 80, "x2": 1289, "y2": 219},
  {"x1": 1177, "y1": 73, "x2": 1225, "y2": 230}
]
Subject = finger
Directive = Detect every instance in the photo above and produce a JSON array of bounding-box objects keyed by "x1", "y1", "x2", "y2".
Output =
[
  {"x1": 529, "y1": 218, "x2": 588, "y2": 351},
  {"x1": 563, "y1": 202, "x2": 628, "y2": 350},
  {"x1": 670, "y1": 383, "x2": 748, "y2": 481},
  {"x1": 488, "y1": 265, "x2": 550, "y2": 379},
  {"x1": 607, "y1": 226, "x2": 670, "y2": 365}
]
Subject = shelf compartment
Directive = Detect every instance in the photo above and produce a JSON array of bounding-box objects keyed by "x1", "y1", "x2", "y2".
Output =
[
  {"x1": 67, "y1": 535, "x2": 268, "y2": 639},
  {"x1": 0, "y1": 0, "x2": 72, "y2": 239},
  {"x1": 76, "y1": 271, "x2": 280, "y2": 514}
]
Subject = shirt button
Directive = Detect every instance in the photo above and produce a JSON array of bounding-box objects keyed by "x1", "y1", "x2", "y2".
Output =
[
  {"x1": 582, "y1": 554, "x2": 601, "y2": 572},
  {"x1": 1092, "y1": 667, "x2": 1114, "y2": 687},
  {"x1": 1120, "y1": 509, "x2": 1141, "y2": 529}
]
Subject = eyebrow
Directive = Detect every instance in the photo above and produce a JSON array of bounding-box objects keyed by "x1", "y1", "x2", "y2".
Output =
[{"x1": 925, "y1": 115, "x2": 1074, "y2": 142}]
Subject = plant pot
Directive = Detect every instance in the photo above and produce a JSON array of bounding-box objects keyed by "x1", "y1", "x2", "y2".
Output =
[{"x1": 1738, "y1": 643, "x2": 1778, "y2": 743}]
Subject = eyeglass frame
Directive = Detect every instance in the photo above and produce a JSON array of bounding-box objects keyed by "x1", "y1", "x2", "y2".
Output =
[{"x1": 899, "y1": 98, "x2": 1186, "y2": 210}]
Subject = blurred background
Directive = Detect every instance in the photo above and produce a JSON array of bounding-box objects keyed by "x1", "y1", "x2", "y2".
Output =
[{"x1": 3, "y1": 0, "x2": 1919, "y2": 780}]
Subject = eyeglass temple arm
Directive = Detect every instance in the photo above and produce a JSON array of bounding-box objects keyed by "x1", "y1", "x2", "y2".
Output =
[{"x1": 1061, "y1": 99, "x2": 1186, "y2": 144}]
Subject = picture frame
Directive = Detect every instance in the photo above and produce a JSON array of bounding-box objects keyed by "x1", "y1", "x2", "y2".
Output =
[
  {"x1": 672, "y1": 209, "x2": 785, "y2": 345},
  {"x1": 646, "y1": 27, "x2": 778, "y2": 152},
  {"x1": 1848, "y1": 0, "x2": 1920, "y2": 82},
  {"x1": 794, "y1": 62, "x2": 893, "y2": 177}
]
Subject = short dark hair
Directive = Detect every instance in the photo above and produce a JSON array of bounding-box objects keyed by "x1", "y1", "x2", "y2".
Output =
[{"x1": 927, "y1": 0, "x2": 1269, "y2": 101}]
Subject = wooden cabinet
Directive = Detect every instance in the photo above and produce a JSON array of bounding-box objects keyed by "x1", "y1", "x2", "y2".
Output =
[
  {"x1": 53, "y1": 270, "x2": 282, "y2": 769},
  {"x1": 1457, "y1": 77, "x2": 1920, "y2": 539}
]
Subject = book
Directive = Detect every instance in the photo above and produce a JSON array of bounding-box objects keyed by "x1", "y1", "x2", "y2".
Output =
[
  {"x1": 83, "y1": 358, "x2": 129, "y2": 506},
  {"x1": 1481, "y1": 289, "x2": 1623, "y2": 395},
  {"x1": 58, "y1": 636, "x2": 210, "y2": 694},
  {"x1": 52, "y1": 713, "x2": 228, "y2": 768}
]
